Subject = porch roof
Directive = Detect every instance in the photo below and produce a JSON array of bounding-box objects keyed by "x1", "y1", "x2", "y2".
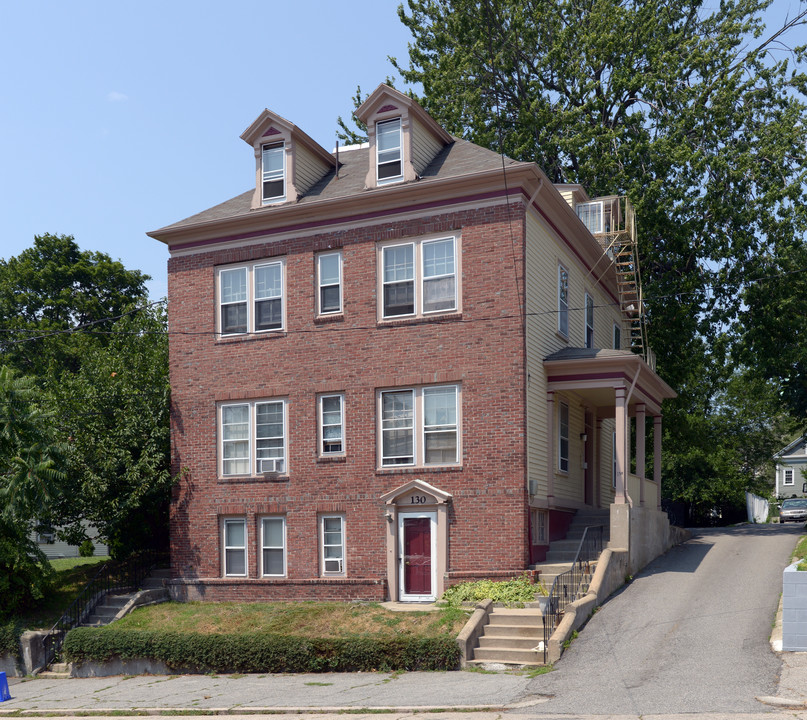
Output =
[{"x1": 544, "y1": 347, "x2": 677, "y2": 416}]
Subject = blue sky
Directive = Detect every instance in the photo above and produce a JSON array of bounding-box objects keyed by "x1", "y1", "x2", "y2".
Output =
[
  {"x1": 0, "y1": 1, "x2": 414, "y2": 299},
  {"x1": 1, "y1": 1, "x2": 802, "y2": 301}
]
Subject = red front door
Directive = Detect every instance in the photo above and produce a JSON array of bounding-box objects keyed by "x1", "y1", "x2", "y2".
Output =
[{"x1": 403, "y1": 517, "x2": 432, "y2": 595}]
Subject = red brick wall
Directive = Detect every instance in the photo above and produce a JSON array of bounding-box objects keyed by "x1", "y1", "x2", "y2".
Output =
[{"x1": 167, "y1": 201, "x2": 530, "y2": 600}]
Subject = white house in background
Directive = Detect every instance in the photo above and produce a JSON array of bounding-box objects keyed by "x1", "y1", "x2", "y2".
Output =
[
  {"x1": 774, "y1": 436, "x2": 807, "y2": 498},
  {"x1": 33, "y1": 521, "x2": 109, "y2": 559}
]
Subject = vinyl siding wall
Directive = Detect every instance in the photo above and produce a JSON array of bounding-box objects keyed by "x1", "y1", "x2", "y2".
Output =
[
  {"x1": 294, "y1": 143, "x2": 329, "y2": 196},
  {"x1": 524, "y1": 206, "x2": 623, "y2": 508},
  {"x1": 411, "y1": 119, "x2": 443, "y2": 177}
]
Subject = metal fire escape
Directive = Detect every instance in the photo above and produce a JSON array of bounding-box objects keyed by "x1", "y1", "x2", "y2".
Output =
[{"x1": 580, "y1": 196, "x2": 654, "y2": 370}]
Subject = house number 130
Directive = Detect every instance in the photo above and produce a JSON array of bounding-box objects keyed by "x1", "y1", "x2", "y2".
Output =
[{"x1": 410, "y1": 495, "x2": 427, "y2": 504}]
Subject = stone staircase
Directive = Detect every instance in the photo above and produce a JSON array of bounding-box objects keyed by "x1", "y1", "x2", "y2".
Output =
[{"x1": 468, "y1": 607, "x2": 546, "y2": 667}]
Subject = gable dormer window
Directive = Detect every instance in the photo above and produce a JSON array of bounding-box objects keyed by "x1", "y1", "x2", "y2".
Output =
[
  {"x1": 377, "y1": 118, "x2": 402, "y2": 184},
  {"x1": 262, "y1": 142, "x2": 285, "y2": 203}
]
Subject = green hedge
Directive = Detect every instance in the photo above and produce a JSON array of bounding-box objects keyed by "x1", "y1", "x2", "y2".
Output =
[
  {"x1": 64, "y1": 628, "x2": 460, "y2": 673},
  {"x1": 0, "y1": 620, "x2": 21, "y2": 658}
]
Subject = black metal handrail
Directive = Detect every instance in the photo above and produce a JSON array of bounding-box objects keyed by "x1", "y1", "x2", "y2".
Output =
[
  {"x1": 42, "y1": 549, "x2": 165, "y2": 668},
  {"x1": 541, "y1": 525, "x2": 604, "y2": 663}
]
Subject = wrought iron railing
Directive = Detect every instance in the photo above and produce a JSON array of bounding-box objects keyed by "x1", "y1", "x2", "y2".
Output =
[
  {"x1": 42, "y1": 549, "x2": 166, "y2": 669},
  {"x1": 541, "y1": 525, "x2": 604, "y2": 663}
]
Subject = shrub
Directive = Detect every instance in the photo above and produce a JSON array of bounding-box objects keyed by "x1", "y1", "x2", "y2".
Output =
[
  {"x1": 79, "y1": 539, "x2": 95, "y2": 558},
  {"x1": 0, "y1": 620, "x2": 22, "y2": 659},
  {"x1": 63, "y1": 628, "x2": 460, "y2": 673},
  {"x1": 440, "y1": 574, "x2": 543, "y2": 606}
]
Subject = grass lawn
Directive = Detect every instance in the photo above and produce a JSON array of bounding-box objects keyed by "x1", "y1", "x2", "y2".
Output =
[
  {"x1": 16, "y1": 556, "x2": 110, "y2": 630},
  {"x1": 111, "y1": 601, "x2": 470, "y2": 639}
]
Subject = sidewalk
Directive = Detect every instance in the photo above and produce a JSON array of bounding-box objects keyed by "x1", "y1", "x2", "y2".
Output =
[{"x1": 0, "y1": 670, "x2": 543, "y2": 715}]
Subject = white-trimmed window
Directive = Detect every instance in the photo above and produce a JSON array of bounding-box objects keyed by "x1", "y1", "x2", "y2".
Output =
[
  {"x1": 380, "y1": 237, "x2": 458, "y2": 319},
  {"x1": 318, "y1": 252, "x2": 342, "y2": 315},
  {"x1": 558, "y1": 265, "x2": 569, "y2": 337},
  {"x1": 220, "y1": 399, "x2": 287, "y2": 476},
  {"x1": 379, "y1": 385, "x2": 460, "y2": 467},
  {"x1": 613, "y1": 322, "x2": 622, "y2": 350},
  {"x1": 223, "y1": 518, "x2": 247, "y2": 577},
  {"x1": 376, "y1": 118, "x2": 402, "y2": 184},
  {"x1": 217, "y1": 259, "x2": 285, "y2": 336},
  {"x1": 576, "y1": 201, "x2": 603, "y2": 234},
  {"x1": 558, "y1": 401, "x2": 569, "y2": 473},
  {"x1": 319, "y1": 393, "x2": 345, "y2": 456},
  {"x1": 261, "y1": 517, "x2": 286, "y2": 576},
  {"x1": 262, "y1": 142, "x2": 285, "y2": 204},
  {"x1": 321, "y1": 515, "x2": 345, "y2": 575},
  {"x1": 784, "y1": 469, "x2": 795, "y2": 486},
  {"x1": 585, "y1": 293, "x2": 594, "y2": 348}
]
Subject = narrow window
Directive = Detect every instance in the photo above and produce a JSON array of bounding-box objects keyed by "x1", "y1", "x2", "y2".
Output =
[
  {"x1": 220, "y1": 267, "x2": 248, "y2": 335},
  {"x1": 558, "y1": 266, "x2": 569, "y2": 337},
  {"x1": 262, "y1": 142, "x2": 285, "y2": 203},
  {"x1": 381, "y1": 390, "x2": 415, "y2": 465},
  {"x1": 321, "y1": 515, "x2": 345, "y2": 574},
  {"x1": 318, "y1": 252, "x2": 342, "y2": 315},
  {"x1": 255, "y1": 401, "x2": 285, "y2": 474},
  {"x1": 223, "y1": 518, "x2": 247, "y2": 576},
  {"x1": 422, "y1": 238, "x2": 456, "y2": 313},
  {"x1": 254, "y1": 262, "x2": 283, "y2": 331},
  {"x1": 531, "y1": 509, "x2": 548, "y2": 544},
  {"x1": 613, "y1": 322, "x2": 622, "y2": 350},
  {"x1": 320, "y1": 394, "x2": 344, "y2": 455},
  {"x1": 376, "y1": 118, "x2": 402, "y2": 183},
  {"x1": 559, "y1": 401, "x2": 569, "y2": 473},
  {"x1": 382, "y1": 244, "x2": 415, "y2": 317},
  {"x1": 261, "y1": 517, "x2": 286, "y2": 576},
  {"x1": 423, "y1": 386, "x2": 458, "y2": 464},
  {"x1": 585, "y1": 293, "x2": 594, "y2": 348},
  {"x1": 785, "y1": 469, "x2": 795, "y2": 486},
  {"x1": 222, "y1": 404, "x2": 250, "y2": 475}
]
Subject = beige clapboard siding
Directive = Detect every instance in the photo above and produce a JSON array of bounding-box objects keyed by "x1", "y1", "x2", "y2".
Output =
[
  {"x1": 411, "y1": 118, "x2": 444, "y2": 176},
  {"x1": 524, "y1": 206, "x2": 624, "y2": 503},
  {"x1": 598, "y1": 417, "x2": 617, "y2": 505},
  {"x1": 294, "y1": 142, "x2": 330, "y2": 196}
]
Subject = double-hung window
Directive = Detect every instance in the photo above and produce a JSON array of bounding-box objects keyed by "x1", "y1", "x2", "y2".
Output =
[
  {"x1": 319, "y1": 393, "x2": 345, "y2": 456},
  {"x1": 558, "y1": 265, "x2": 569, "y2": 337},
  {"x1": 321, "y1": 515, "x2": 345, "y2": 575},
  {"x1": 376, "y1": 118, "x2": 402, "y2": 183},
  {"x1": 318, "y1": 252, "x2": 342, "y2": 315},
  {"x1": 784, "y1": 469, "x2": 795, "y2": 486},
  {"x1": 380, "y1": 385, "x2": 459, "y2": 468},
  {"x1": 223, "y1": 518, "x2": 247, "y2": 576},
  {"x1": 558, "y1": 401, "x2": 569, "y2": 473},
  {"x1": 220, "y1": 399, "x2": 287, "y2": 476},
  {"x1": 613, "y1": 322, "x2": 622, "y2": 350},
  {"x1": 576, "y1": 201, "x2": 603, "y2": 234},
  {"x1": 217, "y1": 260, "x2": 285, "y2": 335},
  {"x1": 262, "y1": 142, "x2": 285, "y2": 203},
  {"x1": 261, "y1": 517, "x2": 286, "y2": 576},
  {"x1": 585, "y1": 293, "x2": 594, "y2": 348},
  {"x1": 381, "y1": 237, "x2": 457, "y2": 319}
]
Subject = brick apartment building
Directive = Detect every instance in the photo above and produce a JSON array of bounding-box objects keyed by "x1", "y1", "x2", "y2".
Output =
[{"x1": 149, "y1": 84, "x2": 676, "y2": 603}]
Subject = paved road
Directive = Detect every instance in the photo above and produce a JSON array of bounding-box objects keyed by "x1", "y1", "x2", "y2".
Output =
[{"x1": 521, "y1": 523, "x2": 803, "y2": 715}]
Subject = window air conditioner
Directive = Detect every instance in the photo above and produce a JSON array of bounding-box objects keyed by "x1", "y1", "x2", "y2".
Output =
[
  {"x1": 259, "y1": 458, "x2": 280, "y2": 474},
  {"x1": 324, "y1": 558, "x2": 343, "y2": 573}
]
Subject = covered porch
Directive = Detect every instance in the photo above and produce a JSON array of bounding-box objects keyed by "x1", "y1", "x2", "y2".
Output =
[{"x1": 543, "y1": 348, "x2": 677, "y2": 572}]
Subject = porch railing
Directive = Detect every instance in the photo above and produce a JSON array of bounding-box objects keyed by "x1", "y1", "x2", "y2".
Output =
[
  {"x1": 541, "y1": 525, "x2": 604, "y2": 663},
  {"x1": 42, "y1": 549, "x2": 165, "y2": 669}
]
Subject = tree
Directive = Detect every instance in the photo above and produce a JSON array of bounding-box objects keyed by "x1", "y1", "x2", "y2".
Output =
[
  {"x1": 0, "y1": 366, "x2": 64, "y2": 618},
  {"x1": 0, "y1": 233, "x2": 150, "y2": 377},
  {"x1": 392, "y1": 0, "x2": 807, "y2": 508},
  {"x1": 43, "y1": 304, "x2": 172, "y2": 557}
]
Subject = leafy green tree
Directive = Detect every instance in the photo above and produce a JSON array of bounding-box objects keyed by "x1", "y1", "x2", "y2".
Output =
[
  {"x1": 0, "y1": 233, "x2": 149, "y2": 377},
  {"x1": 0, "y1": 366, "x2": 64, "y2": 618},
  {"x1": 43, "y1": 304, "x2": 172, "y2": 557},
  {"x1": 392, "y1": 0, "x2": 807, "y2": 510}
]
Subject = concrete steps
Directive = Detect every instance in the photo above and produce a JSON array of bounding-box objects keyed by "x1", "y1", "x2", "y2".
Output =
[
  {"x1": 468, "y1": 608, "x2": 546, "y2": 667},
  {"x1": 37, "y1": 662, "x2": 70, "y2": 679}
]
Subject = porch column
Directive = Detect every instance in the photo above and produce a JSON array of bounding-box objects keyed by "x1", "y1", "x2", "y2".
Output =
[
  {"x1": 546, "y1": 391, "x2": 555, "y2": 504},
  {"x1": 614, "y1": 385, "x2": 628, "y2": 504},
  {"x1": 654, "y1": 414, "x2": 663, "y2": 509},
  {"x1": 636, "y1": 403, "x2": 646, "y2": 506}
]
